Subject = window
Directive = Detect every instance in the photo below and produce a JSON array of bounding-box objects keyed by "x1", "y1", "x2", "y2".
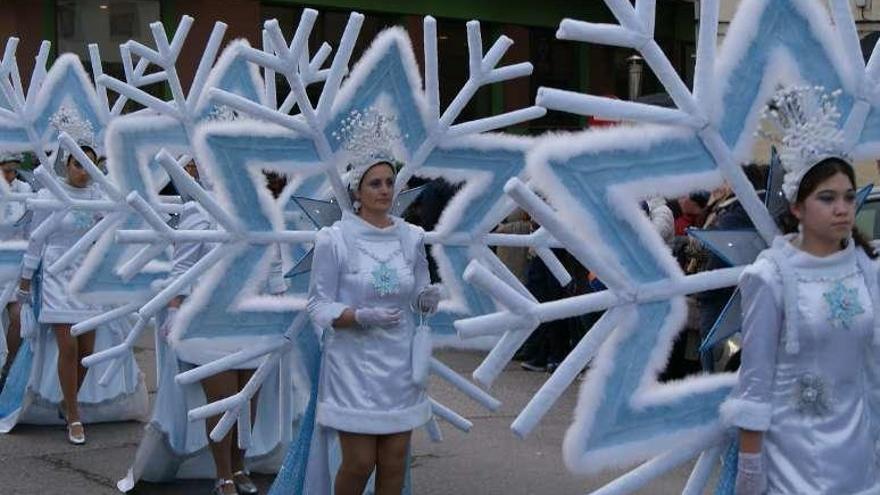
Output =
[
  {"x1": 261, "y1": 5, "x2": 402, "y2": 111},
  {"x1": 56, "y1": 0, "x2": 162, "y2": 111}
]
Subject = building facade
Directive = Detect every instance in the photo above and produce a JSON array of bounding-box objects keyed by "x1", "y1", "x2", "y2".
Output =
[
  {"x1": 715, "y1": 0, "x2": 880, "y2": 39},
  {"x1": 0, "y1": 0, "x2": 697, "y2": 132}
]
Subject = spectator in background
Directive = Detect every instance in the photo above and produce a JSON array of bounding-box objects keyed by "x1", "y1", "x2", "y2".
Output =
[
  {"x1": 688, "y1": 164, "x2": 767, "y2": 371},
  {"x1": 674, "y1": 191, "x2": 710, "y2": 236},
  {"x1": 412, "y1": 178, "x2": 459, "y2": 282},
  {"x1": 518, "y1": 247, "x2": 571, "y2": 372},
  {"x1": 493, "y1": 209, "x2": 533, "y2": 283}
]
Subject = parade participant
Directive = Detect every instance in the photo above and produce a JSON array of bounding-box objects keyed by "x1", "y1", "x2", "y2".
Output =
[
  {"x1": 0, "y1": 152, "x2": 32, "y2": 387},
  {"x1": 5, "y1": 144, "x2": 148, "y2": 444},
  {"x1": 307, "y1": 109, "x2": 441, "y2": 495},
  {"x1": 119, "y1": 160, "x2": 299, "y2": 495},
  {"x1": 722, "y1": 87, "x2": 880, "y2": 494}
]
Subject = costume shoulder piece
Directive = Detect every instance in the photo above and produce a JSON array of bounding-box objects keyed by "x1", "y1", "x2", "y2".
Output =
[{"x1": 742, "y1": 244, "x2": 784, "y2": 287}]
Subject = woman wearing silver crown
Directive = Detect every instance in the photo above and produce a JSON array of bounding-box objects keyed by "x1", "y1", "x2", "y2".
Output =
[
  {"x1": 307, "y1": 109, "x2": 441, "y2": 495},
  {"x1": 0, "y1": 143, "x2": 148, "y2": 444},
  {"x1": 722, "y1": 87, "x2": 880, "y2": 494}
]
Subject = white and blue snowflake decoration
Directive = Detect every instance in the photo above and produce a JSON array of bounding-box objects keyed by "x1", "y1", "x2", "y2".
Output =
[
  {"x1": 0, "y1": 42, "x2": 106, "y2": 281},
  {"x1": 371, "y1": 262, "x2": 400, "y2": 297},
  {"x1": 456, "y1": 0, "x2": 880, "y2": 492},
  {"x1": 69, "y1": 25, "x2": 273, "y2": 310},
  {"x1": 823, "y1": 280, "x2": 865, "y2": 330},
  {"x1": 95, "y1": 10, "x2": 525, "y2": 493}
]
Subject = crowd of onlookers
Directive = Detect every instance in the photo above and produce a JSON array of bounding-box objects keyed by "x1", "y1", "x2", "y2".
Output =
[{"x1": 491, "y1": 164, "x2": 768, "y2": 379}]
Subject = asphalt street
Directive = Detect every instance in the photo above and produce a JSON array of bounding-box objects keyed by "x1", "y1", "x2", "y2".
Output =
[{"x1": 0, "y1": 333, "x2": 704, "y2": 494}]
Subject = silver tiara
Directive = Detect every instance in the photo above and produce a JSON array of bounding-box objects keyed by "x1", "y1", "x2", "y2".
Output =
[
  {"x1": 49, "y1": 106, "x2": 96, "y2": 148},
  {"x1": 759, "y1": 86, "x2": 849, "y2": 201},
  {"x1": 332, "y1": 106, "x2": 403, "y2": 191}
]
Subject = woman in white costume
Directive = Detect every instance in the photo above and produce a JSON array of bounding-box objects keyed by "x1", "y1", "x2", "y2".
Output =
[
  {"x1": 119, "y1": 161, "x2": 300, "y2": 495},
  {"x1": 3, "y1": 145, "x2": 148, "y2": 443},
  {"x1": 307, "y1": 112, "x2": 441, "y2": 494},
  {"x1": 723, "y1": 87, "x2": 880, "y2": 494},
  {"x1": 0, "y1": 153, "x2": 31, "y2": 383}
]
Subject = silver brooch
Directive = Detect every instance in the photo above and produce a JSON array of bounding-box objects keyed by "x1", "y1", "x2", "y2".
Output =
[{"x1": 794, "y1": 373, "x2": 831, "y2": 416}]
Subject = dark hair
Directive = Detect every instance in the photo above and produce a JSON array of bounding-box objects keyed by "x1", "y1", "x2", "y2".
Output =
[
  {"x1": 66, "y1": 145, "x2": 97, "y2": 167},
  {"x1": 743, "y1": 163, "x2": 768, "y2": 190},
  {"x1": 688, "y1": 190, "x2": 710, "y2": 208},
  {"x1": 778, "y1": 157, "x2": 877, "y2": 259}
]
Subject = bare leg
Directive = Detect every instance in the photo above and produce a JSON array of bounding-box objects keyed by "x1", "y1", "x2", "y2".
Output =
[
  {"x1": 375, "y1": 431, "x2": 412, "y2": 495},
  {"x1": 75, "y1": 330, "x2": 95, "y2": 392},
  {"x1": 231, "y1": 368, "x2": 257, "y2": 473},
  {"x1": 201, "y1": 370, "x2": 238, "y2": 495},
  {"x1": 336, "y1": 431, "x2": 377, "y2": 495},
  {"x1": 54, "y1": 325, "x2": 80, "y2": 422},
  {"x1": 4, "y1": 301, "x2": 21, "y2": 369}
]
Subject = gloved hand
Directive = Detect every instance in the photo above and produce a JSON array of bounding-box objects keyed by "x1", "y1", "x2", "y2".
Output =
[
  {"x1": 160, "y1": 307, "x2": 178, "y2": 341},
  {"x1": 735, "y1": 451, "x2": 767, "y2": 495},
  {"x1": 15, "y1": 287, "x2": 30, "y2": 304},
  {"x1": 354, "y1": 307, "x2": 401, "y2": 329},
  {"x1": 415, "y1": 285, "x2": 442, "y2": 314}
]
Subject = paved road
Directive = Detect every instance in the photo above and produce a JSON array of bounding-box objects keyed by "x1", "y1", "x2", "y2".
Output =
[{"x1": 0, "y1": 335, "x2": 705, "y2": 494}]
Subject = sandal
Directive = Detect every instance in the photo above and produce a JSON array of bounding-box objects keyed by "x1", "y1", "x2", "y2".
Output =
[
  {"x1": 212, "y1": 478, "x2": 236, "y2": 495},
  {"x1": 233, "y1": 470, "x2": 259, "y2": 494},
  {"x1": 67, "y1": 422, "x2": 85, "y2": 445}
]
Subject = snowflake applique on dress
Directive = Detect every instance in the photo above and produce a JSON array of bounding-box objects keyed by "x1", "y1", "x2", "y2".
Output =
[
  {"x1": 371, "y1": 262, "x2": 400, "y2": 297},
  {"x1": 823, "y1": 280, "x2": 865, "y2": 329},
  {"x1": 357, "y1": 241, "x2": 402, "y2": 297}
]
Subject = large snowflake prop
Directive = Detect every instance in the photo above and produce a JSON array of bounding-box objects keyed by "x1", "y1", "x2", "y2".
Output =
[{"x1": 456, "y1": 0, "x2": 880, "y2": 493}]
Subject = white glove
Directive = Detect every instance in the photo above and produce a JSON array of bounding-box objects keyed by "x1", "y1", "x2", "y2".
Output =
[
  {"x1": 354, "y1": 307, "x2": 401, "y2": 329},
  {"x1": 15, "y1": 288, "x2": 30, "y2": 304},
  {"x1": 415, "y1": 285, "x2": 442, "y2": 314},
  {"x1": 734, "y1": 451, "x2": 767, "y2": 495},
  {"x1": 160, "y1": 307, "x2": 178, "y2": 341}
]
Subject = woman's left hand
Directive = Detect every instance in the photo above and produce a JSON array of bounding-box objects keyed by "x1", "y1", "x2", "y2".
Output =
[{"x1": 417, "y1": 285, "x2": 442, "y2": 314}]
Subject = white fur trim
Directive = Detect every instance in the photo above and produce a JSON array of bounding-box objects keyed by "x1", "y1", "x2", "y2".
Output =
[
  {"x1": 719, "y1": 397, "x2": 772, "y2": 432},
  {"x1": 317, "y1": 399, "x2": 431, "y2": 435}
]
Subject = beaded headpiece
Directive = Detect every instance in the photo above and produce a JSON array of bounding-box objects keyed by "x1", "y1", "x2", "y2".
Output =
[
  {"x1": 759, "y1": 85, "x2": 850, "y2": 202},
  {"x1": 333, "y1": 106, "x2": 403, "y2": 191},
  {"x1": 48, "y1": 106, "x2": 97, "y2": 177},
  {"x1": 49, "y1": 106, "x2": 96, "y2": 148}
]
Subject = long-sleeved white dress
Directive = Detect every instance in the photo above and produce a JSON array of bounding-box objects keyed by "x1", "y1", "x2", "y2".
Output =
[
  {"x1": 721, "y1": 235, "x2": 880, "y2": 494},
  {"x1": 0, "y1": 182, "x2": 148, "y2": 431},
  {"x1": 307, "y1": 211, "x2": 432, "y2": 434}
]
